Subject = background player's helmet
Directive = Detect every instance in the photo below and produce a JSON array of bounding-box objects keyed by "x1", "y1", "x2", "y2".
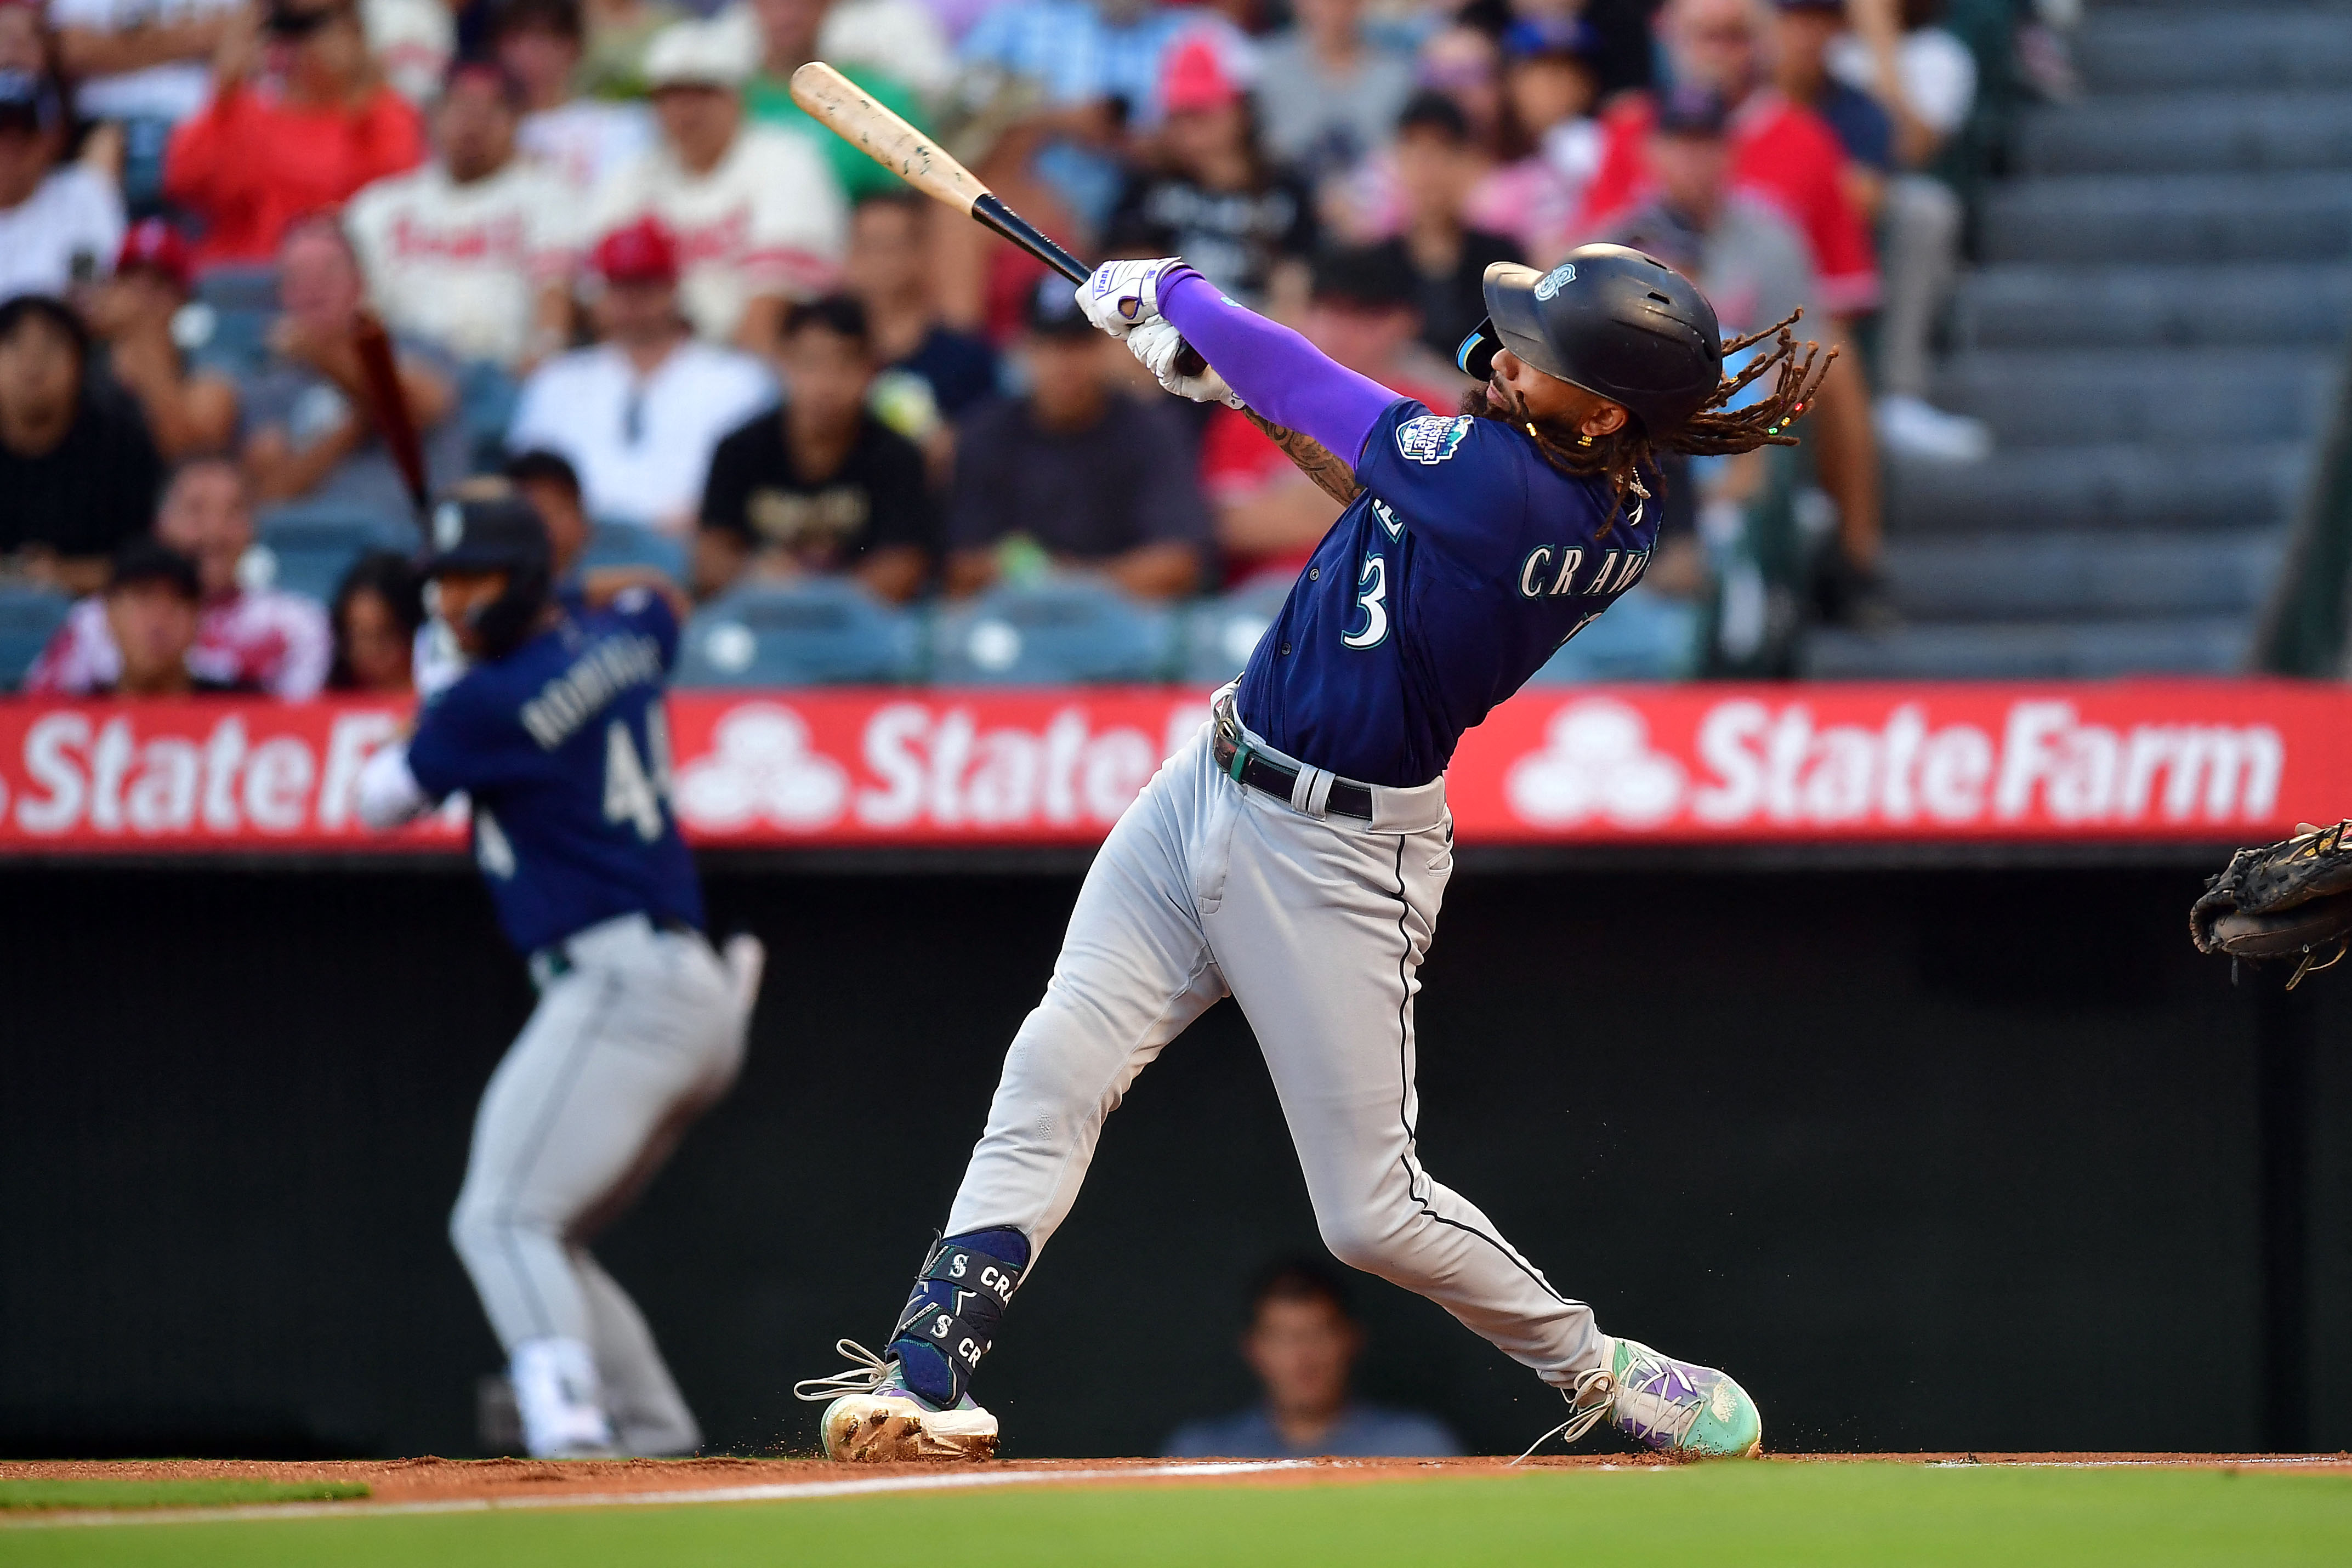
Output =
[
  {"x1": 417, "y1": 493, "x2": 554, "y2": 660},
  {"x1": 1456, "y1": 245, "x2": 1724, "y2": 436}
]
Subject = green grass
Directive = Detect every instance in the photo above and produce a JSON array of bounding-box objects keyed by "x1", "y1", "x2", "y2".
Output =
[
  {"x1": 2, "y1": 1464, "x2": 2348, "y2": 1566},
  {"x1": 0, "y1": 1479, "x2": 368, "y2": 1513}
]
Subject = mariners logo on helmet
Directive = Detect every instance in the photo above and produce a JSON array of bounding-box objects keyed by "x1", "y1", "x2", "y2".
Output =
[
  {"x1": 1533, "y1": 263, "x2": 1577, "y2": 301},
  {"x1": 1396, "y1": 414, "x2": 1473, "y2": 465}
]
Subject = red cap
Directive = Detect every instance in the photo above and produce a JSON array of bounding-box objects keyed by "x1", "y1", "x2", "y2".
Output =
[
  {"x1": 1160, "y1": 36, "x2": 1240, "y2": 115},
  {"x1": 591, "y1": 215, "x2": 680, "y2": 286},
  {"x1": 115, "y1": 217, "x2": 192, "y2": 291}
]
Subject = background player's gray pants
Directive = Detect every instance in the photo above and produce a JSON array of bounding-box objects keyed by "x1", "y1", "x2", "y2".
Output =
[
  {"x1": 450, "y1": 914, "x2": 749, "y2": 1453},
  {"x1": 945, "y1": 721, "x2": 1601, "y2": 1390}
]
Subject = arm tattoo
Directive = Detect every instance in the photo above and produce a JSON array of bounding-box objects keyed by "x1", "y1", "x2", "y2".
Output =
[{"x1": 1241, "y1": 407, "x2": 1361, "y2": 505}]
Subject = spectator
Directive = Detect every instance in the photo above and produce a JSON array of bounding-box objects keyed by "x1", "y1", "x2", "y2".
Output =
[
  {"x1": 326, "y1": 547, "x2": 423, "y2": 690},
  {"x1": 1110, "y1": 36, "x2": 1316, "y2": 311},
  {"x1": 1577, "y1": 0, "x2": 1884, "y2": 619},
  {"x1": 0, "y1": 293, "x2": 159, "y2": 594},
  {"x1": 27, "y1": 454, "x2": 335, "y2": 696},
  {"x1": 578, "y1": 0, "x2": 686, "y2": 100},
  {"x1": 496, "y1": 0, "x2": 656, "y2": 196},
  {"x1": 233, "y1": 213, "x2": 462, "y2": 512},
  {"x1": 344, "y1": 58, "x2": 581, "y2": 372},
  {"x1": 696, "y1": 293, "x2": 934, "y2": 602},
  {"x1": 163, "y1": 0, "x2": 425, "y2": 268},
  {"x1": 82, "y1": 218, "x2": 238, "y2": 460},
  {"x1": 1163, "y1": 1260, "x2": 1462, "y2": 1459},
  {"x1": 741, "y1": 0, "x2": 929, "y2": 207},
  {"x1": 1771, "y1": 0, "x2": 1894, "y2": 227},
  {"x1": 1483, "y1": 16, "x2": 1606, "y2": 265},
  {"x1": 808, "y1": 0, "x2": 953, "y2": 101},
  {"x1": 82, "y1": 537, "x2": 255, "y2": 695},
  {"x1": 506, "y1": 445, "x2": 695, "y2": 616},
  {"x1": 0, "y1": 2, "x2": 44, "y2": 74},
  {"x1": 1251, "y1": 0, "x2": 1413, "y2": 185},
  {"x1": 1826, "y1": 0, "x2": 1987, "y2": 463},
  {"x1": 588, "y1": 15, "x2": 848, "y2": 353},
  {"x1": 842, "y1": 192, "x2": 1001, "y2": 442},
  {"x1": 945, "y1": 276, "x2": 1207, "y2": 601},
  {"x1": 1370, "y1": 92, "x2": 1521, "y2": 364},
  {"x1": 1201, "y1": 245, "x2": 1455, "y2": 587},
  {"x1": 49, "y1": 0, "x2": 237, "y2": 213},
  {"x1": 507, "y1": 217, "x2": 775, "y2": 532},
  {"x1": 0, "y1": 68, "x2": 126, "y2": 299}
]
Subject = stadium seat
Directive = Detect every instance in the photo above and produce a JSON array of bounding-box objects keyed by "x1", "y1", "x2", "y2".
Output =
[
  {"x1": 1525, "y1": 586, "x2": 1702, "y2": 683},
  {"x1": 674, "y1": 578, "x2": 921, "y2": 686},
  {"x1": 248, "y1": 507, "x2": 413, "y2": 605},
  {"x1": 0, "y1": 583, "x2": 70, "y2": 690},
  {"x1": 184, "y1": 265, "x2": 279, "y2": 380},
  {"x1": 930, "y1": 581, "x2": 1178, "y2": 685},
  {"x1": 581, "y1": 521, "x2": 690, "y2": 584},
  {"x1": 1178, "y1": 577, "x2": 1292, "y2": 686}
]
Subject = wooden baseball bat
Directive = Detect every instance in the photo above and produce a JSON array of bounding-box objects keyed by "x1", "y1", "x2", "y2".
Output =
[
  {"x1": 352, "y1": 310, "x2": 429, "y2": 526},
  {"x1": 788, "y1": 61, "x2": 1205, "y2": 376}
]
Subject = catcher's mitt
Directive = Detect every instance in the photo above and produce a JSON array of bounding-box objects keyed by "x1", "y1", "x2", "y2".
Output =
[{"x1": 2190, "y1": 819, "x2": 2352, "y2": 986}]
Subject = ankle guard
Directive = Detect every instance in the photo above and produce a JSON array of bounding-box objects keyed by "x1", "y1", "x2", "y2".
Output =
[{"x1": 888, "y1": 1229, "x2": 1028, "y2": 1408}]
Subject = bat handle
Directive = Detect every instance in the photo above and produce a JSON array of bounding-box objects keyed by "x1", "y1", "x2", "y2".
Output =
[{"x1": 971, "y1": 194, "x2": 1210, "y2": 379}]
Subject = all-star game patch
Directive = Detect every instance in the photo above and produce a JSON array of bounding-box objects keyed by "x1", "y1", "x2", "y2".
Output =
[{"x1": 1395, "y1": 415, "x2": 1473, "y2": 465}]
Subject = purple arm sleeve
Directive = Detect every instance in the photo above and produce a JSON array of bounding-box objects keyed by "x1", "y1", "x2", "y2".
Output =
[{"x1": 1160, "y1": 271, "x2": 1404, "y2": 465}]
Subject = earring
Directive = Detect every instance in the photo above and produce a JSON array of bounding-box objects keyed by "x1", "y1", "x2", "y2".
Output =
[{"x1": 1577, "y1": 433, "x2": 1594, "y2": 447}]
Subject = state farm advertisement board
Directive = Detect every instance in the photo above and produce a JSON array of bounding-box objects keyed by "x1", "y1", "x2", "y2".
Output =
[{"x1": 0, "y1": 681, "x2": 2343, "y2": 854}]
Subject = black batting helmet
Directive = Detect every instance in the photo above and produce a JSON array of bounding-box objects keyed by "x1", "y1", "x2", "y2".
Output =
[
  {"x1": 1456, "y1": 245, "x2": 1724, "y2": 436},
  {"x1": 419, "y1": 492, "x2": 554, "y2": 660}
]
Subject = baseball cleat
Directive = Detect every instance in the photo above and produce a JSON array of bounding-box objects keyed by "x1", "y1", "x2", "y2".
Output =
[
  {"x1": 1518, "y1": 1334, "x2": 1762, "y2": 1461},
  {"x1": 795, "y1": 1340, "x2": 998, "y2": 1462}
]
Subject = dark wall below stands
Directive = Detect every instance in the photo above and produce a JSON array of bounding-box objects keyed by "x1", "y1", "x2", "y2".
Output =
[{"x1": 3, "y1": 859, "x2": 2348, "y2": 1460}]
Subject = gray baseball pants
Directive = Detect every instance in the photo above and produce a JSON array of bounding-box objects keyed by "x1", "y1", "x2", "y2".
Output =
[
  {"x1": 944, "y1": 713, "x2": 1600, "y2": 1389},
  {"x1": 450, "y1": 914, "x2": 749, "y2": 1455}
]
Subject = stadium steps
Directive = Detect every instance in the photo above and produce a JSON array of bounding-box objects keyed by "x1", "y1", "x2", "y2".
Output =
[{"x1": 1807, "y1": 0, "x2": 2352, "y2": 679}]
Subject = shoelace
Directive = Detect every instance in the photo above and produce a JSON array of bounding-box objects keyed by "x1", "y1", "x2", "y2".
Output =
[
  {"x1": 1609, "y1": 1343, "x2": 1705, "y2": 1444},
  {"x1": 1510, "y1": 1365, "x2": 1619, "y2": 1465},
  {"x1": 792, "y1": 1339, "x2": 895, "y2": 1403}
]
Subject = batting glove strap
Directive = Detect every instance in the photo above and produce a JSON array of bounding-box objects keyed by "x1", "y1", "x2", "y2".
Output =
[{"x1": 1077, "y1": 258, "x2": 1202, "y2": 337}]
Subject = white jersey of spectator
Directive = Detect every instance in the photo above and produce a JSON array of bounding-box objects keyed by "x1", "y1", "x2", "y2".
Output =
[
  {"x1": 1251, "y1": 28, "x2": 1414, "y2": 177},
  {"x1": 1828, "y1": 26, "x2": 1977, "y2": 143},
  {"x1": 345, "y1": 159, "x2": 584, "y2": 368},
  {"x1": 27, "y1": 586, "x2": 334, "y2": 698},
  {"x1": 815, "y1": 0, "x2": 955, "y2": 97},
  {"x1": 507, "y1": 339, "x2": 775, "y2": 531},
  {"x1": 588, "y1": 125, "x2": 847, "y2": 344},
  {"x1": 519, "y1": 98, "x2": 657, "y2": 195},
  {"x1": 44, "y1": 0, "x2": 241, "y2": 123},
  {"x1": 363, "y1": 0, "x2": 456, "y2": 105},
  {"x1": 0, "y1": 164, "x2": 124, "y2": 300}
]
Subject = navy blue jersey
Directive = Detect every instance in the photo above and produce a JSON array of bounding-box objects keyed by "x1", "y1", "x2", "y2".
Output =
[
  {"x1": 1234, "y1": 400, "x2": 1658, "y2": 787},
  {"x1": 407, "y1": 590, "x2": 703, "y2": 953}
]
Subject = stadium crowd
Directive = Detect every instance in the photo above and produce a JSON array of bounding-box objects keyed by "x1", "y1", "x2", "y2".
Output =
[{"x1": 0, "y1": 0, "x2": 2066, "y2": 696}]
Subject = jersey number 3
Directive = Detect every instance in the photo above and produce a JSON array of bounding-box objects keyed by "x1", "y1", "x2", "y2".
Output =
[
  {"x1": 603, "y1": 709, "x2": 674, "y2": 843},
  {"x1": 1342, "y1": 553, "x2": 1389, "y2": 650}
]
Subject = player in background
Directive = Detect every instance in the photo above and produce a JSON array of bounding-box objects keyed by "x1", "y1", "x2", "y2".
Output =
[
  {"x1": 357, "y1": 496, "x2": 762, "y2": 1457},
  {"x1": 799, "y1": 245, "x2": 1827, "y2": 1462}
]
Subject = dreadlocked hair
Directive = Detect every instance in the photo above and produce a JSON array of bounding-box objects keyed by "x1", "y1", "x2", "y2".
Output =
[{"x1": 1462, "y1": 308, "x2": 1837, "y2": 536}]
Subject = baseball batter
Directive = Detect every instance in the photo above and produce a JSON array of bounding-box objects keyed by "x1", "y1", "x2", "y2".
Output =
[
  {"x1": 799, "y1": 245, "x2": 1830, "y2": 1462},
  {"x1": 356, "y1": 496, "x2": 762, "y2": 1458}
]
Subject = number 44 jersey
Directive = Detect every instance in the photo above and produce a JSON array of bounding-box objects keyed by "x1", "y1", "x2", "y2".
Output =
[
  {"x1": 407, "y1": 588, "x2": 704, "y2": 953},
  {"x1": 1233, "y1": 399, "x2": 1661, "y2": 789}
]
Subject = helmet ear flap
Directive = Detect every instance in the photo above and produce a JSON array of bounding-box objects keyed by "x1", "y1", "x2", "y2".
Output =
[{"x1": 1456, "y1": 319, "x2": 1501, "y2": 381}]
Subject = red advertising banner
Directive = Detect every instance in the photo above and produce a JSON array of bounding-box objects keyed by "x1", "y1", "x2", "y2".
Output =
[{"x1": 0, "y1": 681, "x2": 2344, "y2": 854}]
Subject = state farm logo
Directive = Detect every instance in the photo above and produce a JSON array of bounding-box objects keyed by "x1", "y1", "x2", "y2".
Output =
[
  {"x1": 673, "y1": 703, "x2": 849, "y2": 831},
  {"x1": 1507, "y1": 699, "x2": 1684, "y2": 827},
  {"x1": 1498, "y1": 696, "x2": 2286, "y2": 833}
]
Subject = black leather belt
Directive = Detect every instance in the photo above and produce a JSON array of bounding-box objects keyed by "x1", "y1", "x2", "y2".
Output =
[{"x1": 1212, "y1": 696, "x2": 1376, "y2": 821}]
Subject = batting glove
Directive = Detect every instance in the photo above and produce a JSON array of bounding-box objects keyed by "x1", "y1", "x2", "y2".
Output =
[
  {"x1": 1076, "y1": 258, "x2": 1195, "y2": 338},
  {"x1": 1127, "y1": 317, "x2": 1242, "y2": 408}
]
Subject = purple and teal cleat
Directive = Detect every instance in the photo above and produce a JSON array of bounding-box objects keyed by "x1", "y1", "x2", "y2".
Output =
[{"x1": 1525, "y1": 1334, "x2": 1763, "y2": 1461}]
